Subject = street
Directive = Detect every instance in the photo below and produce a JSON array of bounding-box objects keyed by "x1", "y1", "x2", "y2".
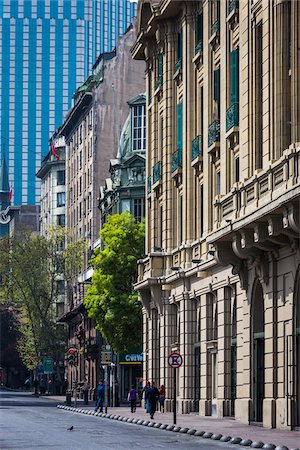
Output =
[{"x1": 0, "y1": 391, "x2": 246, "y2": 450}]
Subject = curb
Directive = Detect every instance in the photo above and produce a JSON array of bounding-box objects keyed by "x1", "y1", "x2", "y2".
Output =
[{"x1": 56, "y1": 405, "x2": 298, "y2": 450}]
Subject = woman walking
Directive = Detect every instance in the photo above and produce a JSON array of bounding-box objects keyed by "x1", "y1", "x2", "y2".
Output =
[
  {"x1": 128, "y1": 385, "x2": 138, "y2": 413},
  {"x1": 158, "y1": 384, "x2": 165, "y2": 412}
]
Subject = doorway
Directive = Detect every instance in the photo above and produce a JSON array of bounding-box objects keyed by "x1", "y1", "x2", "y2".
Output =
[{"x1": 252, "y1": 280, "x2": 265, "y2": 423}]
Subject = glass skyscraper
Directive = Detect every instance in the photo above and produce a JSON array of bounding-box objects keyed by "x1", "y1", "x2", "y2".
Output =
[{"x1": 0, "y1": 0, "x2": 137, "y2": 206}]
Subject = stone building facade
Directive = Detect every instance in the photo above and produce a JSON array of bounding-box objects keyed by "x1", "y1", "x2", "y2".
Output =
[
  {"x1": 59, "y1": 24, "x2": 145, "y2": 393},
  {"x1": 132, "y1": 0, "x2": 300, "y2": 430}
]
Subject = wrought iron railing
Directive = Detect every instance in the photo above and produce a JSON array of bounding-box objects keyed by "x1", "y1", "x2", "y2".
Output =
[
  {"x1": 152, "y1": 161, "x2": 161, "y2": 184},
  {"x1": 208, "y1": 120, "x2": 220, "y2": 147},
  {"x1": 210, "y1": 20, "x2": 219, "y2": 37},
  {"x1": 195, "y1": 40, "x2": 203, "y2": 55},
  {"x1": 191, "y1": 135, "x2": 203, "y2": 160},
  {"x1": 226, "y1": 102, "x2": 239, "y2": 131},
  {"x1": 172, "y1": 148, "x2": 182, "y2": 172},
  {"x1": 228, "y1": 0, "x2": 239, "y2": 16},
  {"x1": 175, "y1": 58, "x2": 182, "y2": 72}
]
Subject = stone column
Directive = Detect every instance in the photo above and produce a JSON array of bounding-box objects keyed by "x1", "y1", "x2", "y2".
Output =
[
  {"x1": 235, "y1": 281, "x2": 251, "y2": 424},
  {"x1": 163, "y1": 302, "x2": 179, "y2": 412},
  {"x1": 199, "y1": 293, "x2": 212, "y2": 416},
  {"x1": 274, "y1": 1, "x2": 291, "y2": 157},
  {"x1": 216, "y1": 287, "x2": 232, "y2": 417},
  {"x1": 183, "y1": 12, "x2": 196, "y2": 245},
  {"x1": 178, "y1": 294, "x2": 198, "y2": 413},
  {"x1": 165, "y1": 26, "x2": 177, "y2": 253},
  {"x1": 291, "y1": 0, "x2": 300, "y2": 143}
]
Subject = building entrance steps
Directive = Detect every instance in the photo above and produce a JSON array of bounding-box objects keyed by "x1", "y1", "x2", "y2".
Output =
[{"x1": 44, "y1": 395, "x2": 300, "y2": 450}]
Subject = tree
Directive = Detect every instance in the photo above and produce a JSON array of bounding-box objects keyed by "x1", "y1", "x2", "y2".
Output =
[
  {"x1": 84, "y1": 212, "x2": 145, "y2": 353},
  {"x1": 0, "y1": 226, "x2": 85, "y2": 371}
]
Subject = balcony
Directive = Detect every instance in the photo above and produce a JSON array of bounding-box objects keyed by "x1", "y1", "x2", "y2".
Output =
[
  {"x1": 155, "y1": 75, "x2": 163, "y2": 90},
  {"x1": 208, "y1": 120, "x2": 220, "y2": 148},
  {"x1": 210, "y1": 20, "x2": 219, "y2": 37},
  {"x1": 195, "y1": 40, "x2": 203, "y2": 56},
  {"x1": 209, "y1": 20, "x2": 220, "y2": 48},
  {"x1": 175, "y1": 58, "x2": 182, "y2": 72},
  {"x1": 226, "y1": 102, "x2": 239, "y2": 132},
  {"x1": 191, "y1": 135, "x2": 203, "y2": 161},
  {"x1": 227, "y1": 0, "x2": 239, "y2": 28},
  {"x1": 228, "y1": 0, "x2": 239, "y2": 15},
  {"x1": 152, "y1": 161, "x2": 161, "y2": 184},
  {"x1": 147, "y1": 175, "x2": 152, "y2": 194},
  {"x1": 174, "y1": 58, "x2": 183, "y2": 84},
  {"x1": 172, "y1": 148, "x2": 182, "y2": 172}
]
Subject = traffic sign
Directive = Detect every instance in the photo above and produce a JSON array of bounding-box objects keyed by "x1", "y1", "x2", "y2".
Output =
[
  {"x1": 168, "y1": 352, "x2": 183, "y2": 368},
  {"x1": 43, "y1": 357, "x2": 53, "y2": 374}
]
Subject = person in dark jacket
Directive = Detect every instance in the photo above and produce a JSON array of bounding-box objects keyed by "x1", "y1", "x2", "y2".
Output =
[
  {"x1": 128, "y1": 385, "x2": 138, "y2": 413},
  {"x1": 95, "y1": 381, "x2": 105, "y2": 412},
  {"x1": 145, "y1": 381, "x2": 159, "y2": 420}
]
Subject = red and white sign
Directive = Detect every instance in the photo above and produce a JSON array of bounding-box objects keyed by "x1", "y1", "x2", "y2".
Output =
[{"x1": 168, "y1": 352, "x2": 183, "y2": 368}]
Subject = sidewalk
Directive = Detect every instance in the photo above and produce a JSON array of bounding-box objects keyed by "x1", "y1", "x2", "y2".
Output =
[{"x1": 44, "y1": 395, "x2": 300, "y2": 449}]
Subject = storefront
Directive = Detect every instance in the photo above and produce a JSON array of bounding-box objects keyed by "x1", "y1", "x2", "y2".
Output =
[{"x1": 118, "y1": 349, "x2": 144, "y2": 403}]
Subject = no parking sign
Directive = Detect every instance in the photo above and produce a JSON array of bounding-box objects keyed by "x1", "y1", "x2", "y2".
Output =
[{"x1": 167, "y1": 352, "x2": 183, "y2": 368}]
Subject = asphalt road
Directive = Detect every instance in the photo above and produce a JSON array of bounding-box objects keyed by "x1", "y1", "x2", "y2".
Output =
[{"x1": 0, "y1": 391, "x2": 245, "y2": 450}]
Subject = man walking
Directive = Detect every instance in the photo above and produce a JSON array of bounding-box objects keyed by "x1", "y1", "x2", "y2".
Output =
[
  {"x1": 95, "y1": 381, "x2": 105, "y2": 412},
  {"x1": 146, "y1": 381, "x2": 159, "y2": 420}
]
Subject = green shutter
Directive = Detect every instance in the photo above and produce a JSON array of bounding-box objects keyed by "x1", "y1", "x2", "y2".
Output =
[
  {"x1": 158, "y1": 53, "x2": 163, "y2": 79},
  {"x1": 177, "y1": 102, "x2": 183, "y2": 150},
  {"x1": 197, "y1": 14, "x2": 203, "y2": 44},
  {"x1": 231, "y1": 48, "x2": 239, "y2": 103}
]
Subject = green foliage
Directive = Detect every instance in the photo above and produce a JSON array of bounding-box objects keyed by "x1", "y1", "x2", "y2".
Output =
[
  {"x1": 0, "y1": 226, "x2": 86, "y2": 370},
  {"x1": 84, "y1": 212, "x2": 145, "y2": 353}
]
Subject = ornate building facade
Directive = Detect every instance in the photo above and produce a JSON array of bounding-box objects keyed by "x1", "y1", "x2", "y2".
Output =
[
  {"x1": 132, "y1": 0, "x2": 300, "y2": 430},
  {"x1": 59, "y1": 24, "x2": 145, "y2": 394}
]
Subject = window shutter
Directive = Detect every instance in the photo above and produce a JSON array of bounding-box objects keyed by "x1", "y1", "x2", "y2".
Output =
[
  {"x1": 231, "y1": 48, "x2": 239, "y2": 103},
  {"x1": 197, "y1": 14, "x2": 203, "y2": 44},
  {"x1": 177, "y1": 102, "x2": 183, "y2": 150},
  {"x1": 158, "y1": 53, "x2": 163, "y2": 79}
]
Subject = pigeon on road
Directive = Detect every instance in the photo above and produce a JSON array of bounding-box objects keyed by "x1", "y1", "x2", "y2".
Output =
[{"x1": 67, "y1": 426, "x2": 74, "y2": 431}]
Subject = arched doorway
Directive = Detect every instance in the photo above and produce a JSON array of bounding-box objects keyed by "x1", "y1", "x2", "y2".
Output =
[
  {"x1": 252, "y1": 279, "x2": 265, "y2": 423},
  {"x1": 294, "y1": 266, "x2": 300, "y2": 428}
]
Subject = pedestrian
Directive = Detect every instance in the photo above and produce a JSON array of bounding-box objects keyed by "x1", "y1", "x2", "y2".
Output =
[
  {"x1": 24, "y1": 378, "x2": 31, "y2": 390},
  {"x1": 158, "y1": 384, "x2": 165, "y2": 412},
  {"x1": 82, "y1": 377, "x2": 90, "y2": 405},
  {"x1": 143, "y1": 381, "x2": 151, "y2": 413},
  {"x1": 95, "y1": 380, "x2": 105, "y2": 412},
  {"x1": 146, "y1": 381, "x2": 159, "y2": 420},
  {"x1": 127, "y1": 385, "x2": 138, "y2": 413}
]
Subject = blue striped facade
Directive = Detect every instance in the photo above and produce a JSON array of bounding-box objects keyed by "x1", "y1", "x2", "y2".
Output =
[{"x1": 0, "y1": 0, "x2": 137, "y2": 206}]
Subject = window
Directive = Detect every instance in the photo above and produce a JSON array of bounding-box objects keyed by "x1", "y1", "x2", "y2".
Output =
[
  {"x1": 231, "y1": 48, "x2": 239, "y2": 104},
  {"x1": 57, "y1": 214, "x2": 65, "y2": 227},
  {"x1": 57, "y1": 280, "x2": 65, "y2": 295},
  {"x1": 157, "y1": 52, "x2": 163, "y2": 87},
  {"x1": 132, "y1": 104, "x2": 146, "y2": 151},
  {"x1": 176, "y1": 30, "x2": 182, "y2": 65},
  {"x1": 213, "y1": 68, "x2": 220, "y2": 119},
  {"x1": 57, "y1": 170, "x2": 65, "y2": 185},
  {"x1": 133, "y1": 198, "x2": 145, "y2": 222},
  {"x1": 177, "y1": 102, "x2": 183, "y2": 150},
  {"x1": 196, "y1": 14, "x2": 203, "y2": 49},
  {"x1": 57, "y1": 192, "x2": 65, "y2": 207}
]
